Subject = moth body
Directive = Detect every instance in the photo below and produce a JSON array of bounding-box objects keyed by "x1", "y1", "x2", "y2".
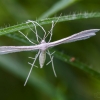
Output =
[
  {"x1": 39, "y1": 40, "x2": 47, "y2": 68},
  {"x1": 39, "y1": 50, "x2": 46, "y2": 68}
]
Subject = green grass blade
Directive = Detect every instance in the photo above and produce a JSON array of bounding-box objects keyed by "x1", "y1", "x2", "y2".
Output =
[
  {"x1": 0, "y1": 12, "x2": 100, "y2": 36},
  {"x1": 54, "y1": 50, "x2": 100, "y2": 80}
]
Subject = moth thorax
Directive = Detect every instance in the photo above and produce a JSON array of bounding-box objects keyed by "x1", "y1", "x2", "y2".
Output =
[
  {"x1": 39, "y1": 51, "x2": 46, "y2": 68},
  {"x1": 40, "y1": 40, "x2": 46, "y2": 44}
]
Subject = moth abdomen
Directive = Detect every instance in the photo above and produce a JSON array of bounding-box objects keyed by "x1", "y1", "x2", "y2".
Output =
[{"x1": 39, "y1": 50, "x2": 46, "y2": 68}]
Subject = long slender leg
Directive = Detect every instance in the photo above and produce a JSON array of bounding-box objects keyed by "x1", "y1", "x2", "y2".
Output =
[
  {"x1": 46, "y1": 50, "x2": 57, "y2": 77},
  {"x1": 24, "y1": 50, "x2": 40, "y2": 86},
  {"x1": 26, "y1": 21, "x2": 42, "y2": 43},
  {"x1": 28, "y1": 62, "x2": 38, "y2": 68},
  {"x1": 47, "y1": 14, "x2": 62, "y2": 42},
  {"x1": 46, "y1": 56, "x2": 53, "y2": 65},
  {"x1": 18, "y1": 31, "x2": 36, "y2": 45},
  {"x1": 28, "y1": 57, "x2": 38, "y2": 68},
  {"x1": 46, "y1": 51, "x2": 55, "y2": 65},
  {"x1": 47, "y1": 21, "x2": 55, "y2": 42},
  {"x1": 28, "y1": 56, "x2": 35, "y2": 59},
  {"x1": 27, "y1": 20, "x2": 47, "y2": 40}
]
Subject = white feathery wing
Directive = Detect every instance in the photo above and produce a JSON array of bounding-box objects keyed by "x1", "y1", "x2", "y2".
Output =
[
  {"x1": 0, "y1": 29, "x2": 99, "y2": 54},
  {"x1": 0, "y1": 45, "x2": 40, "y2": 54},
  {"x1": 47, "y1": 29, "x2": 99, "y2": 48}
]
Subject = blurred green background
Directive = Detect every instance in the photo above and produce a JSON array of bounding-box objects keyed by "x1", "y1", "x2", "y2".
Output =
[{"x1": 0, "y1": 0, "x2": 100, "y2": 100}]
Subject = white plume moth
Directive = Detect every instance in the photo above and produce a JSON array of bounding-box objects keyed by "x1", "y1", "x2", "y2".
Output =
[{"x1": 0, "y1": 20, "x2": 99, "y2": 86}]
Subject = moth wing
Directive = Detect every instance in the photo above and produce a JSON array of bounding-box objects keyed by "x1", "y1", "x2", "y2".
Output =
[
  {"x1": 48, "y1": 29, "x2": 99, "y2": 47},
  {"x1": 0, "y1": 46, "x2": 39, "y2": 54}
]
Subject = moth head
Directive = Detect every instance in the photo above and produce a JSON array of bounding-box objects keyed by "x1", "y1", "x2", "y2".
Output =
[{"x1": 40, "y1": 40, "x2": 46, "y2": 44}]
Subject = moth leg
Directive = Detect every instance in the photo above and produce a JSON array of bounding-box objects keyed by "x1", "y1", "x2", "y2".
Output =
[
  {"x1": 26, "y1": 21, "x2": 42, "y2": 43},
  {"x1": 18, "y1": 31, "x2": 36, "y2": 45},
  {"x1": 28, "y1": 57, "x2": 38, "y2": 68},
  {"x1": 28, "y1": 62, "x2": 38, "y2": 68},
  {"x1": 26, "y1": 20, "x2": 47, "y2": 40},
  {"x1": 28, "y1": 56, "x2": 35, "y2": 59},
  {"x1": 47, "y1": 14, "x2": 62, "y2": 42},
  {"x1": 46, "y1": 50, "x2": 57, "y2": 77},
  {"x1": 46, "y1": 56, "x2": 53, "y2": 65},
  {"x1": 46, "y1": 50, "x2": 55, "y2": 65},
  {"x1": 24, "y1": 50, "x2": 40, "y2": 86},
  {"x1": 43, "y1": 21, "x2": 54, "y2": 42},
  {"x1": 48, "y1": 21, "x2": 54, "y2": 42}
]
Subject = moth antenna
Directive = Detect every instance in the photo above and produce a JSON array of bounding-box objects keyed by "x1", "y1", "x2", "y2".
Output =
[
  {"x1": 18, "y1": 31, "x2": 36, "y2": 45},
  {"x1": 24, "y1": 50, "x2": 40, "y2": 86}
]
